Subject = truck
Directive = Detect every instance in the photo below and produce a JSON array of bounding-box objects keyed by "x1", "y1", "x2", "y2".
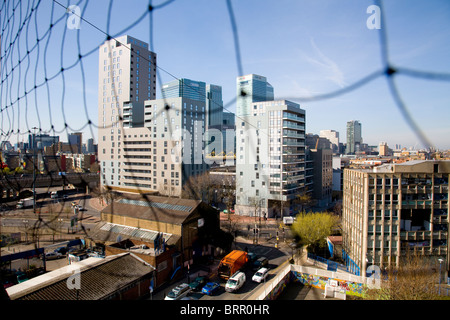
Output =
[
  {"x1": 218, "y1": 250, "x2": 248, "y2": 280},
  {"x1": 16, "y1": 197, "x2": 34, "y2": 209}
]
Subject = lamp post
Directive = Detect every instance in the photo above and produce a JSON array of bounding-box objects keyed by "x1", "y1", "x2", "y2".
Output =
[
  {"x1": 31, "y1": 127, "x2": 38, "y2": 215},
  {"x1": 438, "y1": 258, "x2": 444, "y2": 296}
]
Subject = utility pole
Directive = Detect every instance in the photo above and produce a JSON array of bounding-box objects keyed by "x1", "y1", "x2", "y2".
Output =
[{"x1": 32, "y1": 127, "x2": 38, "y2": 215}]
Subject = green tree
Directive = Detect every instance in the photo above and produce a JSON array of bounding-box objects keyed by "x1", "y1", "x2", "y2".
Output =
[{"x1": 291, "y1": 211, "x2": 339, "y2": 255}]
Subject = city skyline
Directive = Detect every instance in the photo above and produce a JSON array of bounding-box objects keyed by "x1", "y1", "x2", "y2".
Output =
[{"x1": 1, "y1": 0, "x2": 450, "y2": 150}]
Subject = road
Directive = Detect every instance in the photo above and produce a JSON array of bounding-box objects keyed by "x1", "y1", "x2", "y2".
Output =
[
  {"x1": 153, "y1": 240, "x2": 292, "y2": 300},
  {"x1": 1, "y1": 187, "x2": 100, "y2": 226}
]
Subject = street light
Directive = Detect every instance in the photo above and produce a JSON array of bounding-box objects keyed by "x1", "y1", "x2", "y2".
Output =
[
  {"x1": 438, "y1": 258, "x2": 444, "y2": 296},
  {"x1": 31, "y1": 127, "x2": 38, "y2": 215}
]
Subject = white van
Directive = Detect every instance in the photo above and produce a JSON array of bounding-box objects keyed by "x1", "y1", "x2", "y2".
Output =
[{"x1": 225, "y1": 271, "x2": 246, "y2": 293}]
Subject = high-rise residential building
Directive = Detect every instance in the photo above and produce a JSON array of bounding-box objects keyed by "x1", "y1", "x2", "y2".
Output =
[
  {"x1": 236, "y1": 74, "x2": 274, "y2": 117},
  {"x1": 319, "y1": 129, "x2": 340, "y2": 154},
  {"x1": 235, "y1": 99, "x2": 306, "y2": 218},
  {"x1": 346, "y1": 120, "x2": 362, "y2": 155},
  {"x1": 98, "y1": 35, "x2": 157, "y2": 189},
  {"x1": 342, "y1": 160, "x2": 450, "y2": 277},
  {"x1": 118, "y1": 97, "x2": 208, "y2": 196}
]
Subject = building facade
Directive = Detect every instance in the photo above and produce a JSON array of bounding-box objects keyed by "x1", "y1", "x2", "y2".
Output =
[
  {"x1": 98, "y1": 35, "x2": 157, "y2": 189},
  {"x1": 236, "y1": 74, "x2": 274, "y2": 117},
  {"x1": 235, "y1": 100, "x2": 306, "y2": 218},
  {"x1": 342, "y1": 160, "x2": 449, "y2": 277},
  {"x1": 319, "y1": 129, "x2": 340, "y2": 154}
]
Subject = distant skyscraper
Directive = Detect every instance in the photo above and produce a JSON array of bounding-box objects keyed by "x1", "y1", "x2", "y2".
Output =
[
  {"x1": 236, "y1": 74, "x2": 274, "y2": 116},
  {"x1": 161, "y1": 78, "x2": 206, "y2": 101},
  {"x1": 68, "y1": 132, "x2": 82, "y2": 154},
  {"x1": 206, "y1": 84, "x2": 223, "y2": 128},
  {"x1": 87, "y1": 138, "x2": 95, "y2": 154},
  {"x1": 346, "y1": 120, "x2": 362, "y2": 154}
]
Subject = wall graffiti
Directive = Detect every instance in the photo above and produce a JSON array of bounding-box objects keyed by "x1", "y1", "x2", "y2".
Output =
[{"x1": 291, "y1": 271, "x2": 364, "y2": 297}]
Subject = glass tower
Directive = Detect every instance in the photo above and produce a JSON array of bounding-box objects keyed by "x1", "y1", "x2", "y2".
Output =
[{"x1": 236, "y1": 74, "x2": 274, "y2": 116}]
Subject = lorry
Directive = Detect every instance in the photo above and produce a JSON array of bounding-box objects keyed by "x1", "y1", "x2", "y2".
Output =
[
  {"x1": 218, "y1": 250, "x2": 248, "y2": 280},
  {"x1": 16, "y1": 197, "x2": 34, "y2": 209}
]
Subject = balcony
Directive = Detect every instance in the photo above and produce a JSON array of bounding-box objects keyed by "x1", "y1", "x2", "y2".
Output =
[{"x1": 282, "y1": 121, "x2": 305, "y2": 130}]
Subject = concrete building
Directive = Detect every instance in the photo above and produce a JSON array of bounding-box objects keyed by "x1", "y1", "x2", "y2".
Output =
[
  {"x1": 310, "y1": 148, "x2": 333, "y2": 208},
  {"x1": 235, "y1": 99, "x2": 306, "y2": 218},
  {"x1": 320, "y1": 130, "x2": 340, "y2": 154},
  {"x1": 113, "y1": 97, "x2": 209, "y2": 196},
  {"x1": 378, "y1": 141, "x2": 391, "y2": 156},
  {"x1": 342, "y1": 160, "x2": 449, "y2": 277},
  {"x1": 98, "y1": 35, "x2": 157, "y2": 189}
]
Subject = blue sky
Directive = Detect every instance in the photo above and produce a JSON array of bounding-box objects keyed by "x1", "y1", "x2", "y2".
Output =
[{"x1": 1, "y1": 0, "x2": 450, "y2": 150}]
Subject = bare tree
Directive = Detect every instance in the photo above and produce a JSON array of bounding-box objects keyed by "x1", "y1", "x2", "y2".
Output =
[{"x1": 363, "y1": 251, "x2": 443, "y2": 300}]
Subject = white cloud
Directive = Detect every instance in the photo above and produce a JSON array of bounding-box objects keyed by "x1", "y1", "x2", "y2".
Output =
[{"x1": 303, "y1": 38, "x2": 348, "y2": 88}]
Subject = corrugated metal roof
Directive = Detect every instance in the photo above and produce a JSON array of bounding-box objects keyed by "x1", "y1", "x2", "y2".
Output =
[
  {"x1": 12, "y1": 254, "x2": 154, "y2": 300},
  {"x1": 118, "y1": 198, "x2": 193, "y2": 212},
  {"x1": 99, "y1": 222, "x2": 171, "y2": 242}
]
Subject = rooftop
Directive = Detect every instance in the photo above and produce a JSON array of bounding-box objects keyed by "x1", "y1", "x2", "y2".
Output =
[
  {"x1": 101, "y1": 194, "x2": 203, "y2": 225},
  {"x1": 7, "y1": 253, "x2": 154, "y2": 300}
]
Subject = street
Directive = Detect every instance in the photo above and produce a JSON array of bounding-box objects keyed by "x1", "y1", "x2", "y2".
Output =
[{"x1": 152, "y1": 239, "x2": 293, "y2": 300}]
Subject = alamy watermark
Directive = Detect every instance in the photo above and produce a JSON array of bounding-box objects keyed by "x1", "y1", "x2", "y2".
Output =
[
  {"x1": 66, "y1": 5, "x2": 81, "y2": 30},
  {"x1": 366, "y1": 5, "x2": 381, "y2": 30},
  {"x1": 66, "y1": 265, "x2": 81, "y2": 290}
]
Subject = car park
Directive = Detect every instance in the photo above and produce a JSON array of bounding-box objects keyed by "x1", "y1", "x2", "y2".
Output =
[
  {"x1": 164, "y1": 283, "x2": 192, "y2": 300},
  {"x1": 252, "y1": 256, "x2": 269, "y2": 270},
  {"x1": 225, "y1": 271, "x2": 246, "y2": 293},
  {"x1": 189, "y1": 276, "x2": 207, "y2": 292},
  {"x1": 252, "y1": 267, "x2": 269, "y2": 283},
  {"x1": 201, "y1": 282, "x2": 221, "y2": 296}
]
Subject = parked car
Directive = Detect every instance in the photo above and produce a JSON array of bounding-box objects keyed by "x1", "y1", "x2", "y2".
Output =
[
  {"x1": 164, "y1": 283, "x2": 192, "y2": 300},
  {"x1": 201, "y1": 282, "x2": 221, "y2": 296},
  {"x1": 16, "y1": 272, "x2": 29, "y2": 283},
  {"x1": 189, "y1": 276, "x2": 207, "y2": 292},
  {"x1": 252, "y1": 257, "x2": 269, "y2": 270},
  {"x1": 247, "y1": 252, "x2": 258, "y2": 264},
  {"x1": 44, "y1": 252, "x2": 62, "y2": 260},
  {"x1": 225, "y1": 271, "x2": 246, "y2": 293},
  {"x1": 54, "y1": 247, "x2": 68, "y2": 255},
  {"x1": 252, "y1": 267, "x2": 269, "y2": 283}
]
